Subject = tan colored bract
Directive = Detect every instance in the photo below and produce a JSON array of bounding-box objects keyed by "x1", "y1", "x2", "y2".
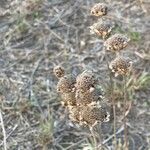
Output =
[
  {"x1": 91, "y1": 3, "x2": 107, "y2": 17},
  {"x1": 104, "y1": 34, "x2": 130, "y2": 52}
]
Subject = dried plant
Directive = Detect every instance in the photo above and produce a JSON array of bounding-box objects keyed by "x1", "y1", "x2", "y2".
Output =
[
  {"x1": 53, "y1": 65, "x2": 65, "y2": 78},
  {"x1": 54, "y1": 67, "x2": 110, "y2": 150},
  {"x1": 61, "y1": 91, "x2": 76, "y2": 106},
  {"x1": 104, "y1": 34, "x2": 130, "y2": 52},
  {"x1": 91, "y1": 3, "x2": 108, "y2": 17},
  {"x1": 79, "y1": 105, "x2": 110, "y2": 127},
  {"x1": 89, "y1": 2, "x2": 133, "y2": 150},
  {"x1": 68, "y1": 106, "x2": 81, "y2": 123},
  {"x1": 109, "y1": 56, "x2": 132, "y2": 77},
  {"x1": 54, "y1": 2, "x2": 134, "y2": 150},
  {"x1": 76, "y1": 88, "x2": 103, "y2": 106},
  {"x1": 76, "y1": 70, "x2": 96, "y2": 92},
  {"x1": 56, "y1": 74, "x2": 76, "y2": 93},
  {"x1": 90, "y1": 21, "x2": 114, "y2": 39}
]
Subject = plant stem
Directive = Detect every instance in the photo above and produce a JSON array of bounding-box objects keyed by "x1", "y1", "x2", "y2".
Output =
[
  {"x1": 89, "y1": 127, "x2": 98, "y2": 150},
  {"x1": 123, "y1": 76, "x2": 128, "y2": 149},
  {"x1": 105, "y1": 53, "x2": 117, "y2": 149},
  {"x1": 96, "y1": 124, "x2": 102, "y2": 150}
]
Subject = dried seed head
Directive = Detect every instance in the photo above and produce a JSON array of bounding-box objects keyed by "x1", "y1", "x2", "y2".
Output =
[
  {"x1": 80, "y1": 105, "x2": 110, "y2": 126},
  {"x1": 57, "y1": 74, "x2": 76, "y2": 93},
  {"x1": 104, "y1": 34, "x2": 130, "y2": 52},
  {"x1": 109, "y1": 57, "x2": 132, "y2": 76},
  {"x1": 76, "y1": 70, "x2": 96, "y2": 92},
  {"x1": 53, "y1": 65, "x2": 65, "y2": 78},
  {"x1": 68, "y1": 106, "x2": 81, "y2": 123},
  {"x1": 76, "y1": 88, "x2": 103, "y2": 106},
  {"x1": 90, "y1": 21, "x2": 113, "y2": 39},
  {"x1": 91, "y1": 3, "x2": 107, "y2": 17},
  {"x1": 61, "y1": 91, "x2": 76, "y2": 106}
]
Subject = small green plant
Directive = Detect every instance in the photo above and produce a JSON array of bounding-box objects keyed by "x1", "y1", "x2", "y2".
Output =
[
  {"x1": 37, "y1": 115, "x2": 54, "y2": 148},
  {"x1": 128, "y1": 72, "x2": 150, "y2": 90},
  {"x1": 128, "y1": 30, "x2": 141, "y2": 42},
  {"x1": 16, "y1": 20, "x2": 29, "y2": 34}
]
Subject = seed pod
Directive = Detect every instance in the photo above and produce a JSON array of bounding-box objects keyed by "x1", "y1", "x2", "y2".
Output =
[
  {"x1": 57, "y1": 74, "x2": 76, "y2": 93},
  {"x1": 53, "y1": 65, "x2": 65, "y2": 78},
  {"x1": 109, "y1": 56, "x2": 132, "y2": 76},
  {"x1": 68, "y1": 106, "x2": 81, "y2": 123},
  {"x1": 91, "y1": 3, "x2": 108, "y2": 17},
  {"x1": 90, "y1": 21, "x2": 113, "y2": 39},
  {"x1": 76, "y1": 88, "x2": 103, "y2": 106},
  {"x1": 61, "y1": 91, "x2": 76, "y2": 106},
  {"x1": 104, "y1": 34, "x2": 130, "y2": 52},
  {"x1": 76, "y1": 70, "x2": 96, "y2": 92},
  {"x1": 80, "y1": 105, "x2": 110, "y2": 126}
]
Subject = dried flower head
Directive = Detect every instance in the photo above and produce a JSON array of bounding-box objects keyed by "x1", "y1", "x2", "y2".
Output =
[
  {"x1": 53, "y1": 65, "x2": 65, "y2": 78},
  {"x1": 76, "y1": 70, "x2": 96, "y2": 92},
  {"x1": 57, "y1": 74, "x2": 76, "y2": 93},
  {"x1": 91, "y1": 3, "x2": 107, "y2": 17},
  {"x1": 104, "y1": 34, "x2": 130, "y2": 52},
  {"x1": 61, "y1": 91, "x2": 76, "y2": 106},
  {"x1": 80, "y1": 105, "x2": 110, "y2": 126},
  {"x1": 90, "y1": 21, "x2": 113, "y2": 39},
  {"x1": 76, "y1": 88, "x2": 103, "y2": 106},
  {"x1": 68, "y1": 106, "x2": 81, "y2": 123},
  {"x1": 109, "y1": 56, "x2": 132, "y2": 76}
]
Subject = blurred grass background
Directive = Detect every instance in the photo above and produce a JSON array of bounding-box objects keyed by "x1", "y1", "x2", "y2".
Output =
[{"x1": 0, "y1": 0, "x2": 150, "y2": 149}]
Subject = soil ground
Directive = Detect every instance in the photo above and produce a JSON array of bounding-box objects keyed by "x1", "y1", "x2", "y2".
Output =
[{"x1": 0, "y1": 0, "x2": 150, "y2": 150}]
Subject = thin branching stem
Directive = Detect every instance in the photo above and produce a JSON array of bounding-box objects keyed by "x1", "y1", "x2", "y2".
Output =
[
  {"x1": 123, "y1": 76, "x2": 128, "y2": 149},
  {"x1": 89, "y1": 126, "x2": 98, "y2": 150},
  {"x1": 96, "y1": 124, "x2": 102, "y2": 150},
  {"x1": 105, "y1": 52, "x2": 117, "y2": 149},
  {"x1": 110, "y1": 76, "x2": 117, "y2": 149}
]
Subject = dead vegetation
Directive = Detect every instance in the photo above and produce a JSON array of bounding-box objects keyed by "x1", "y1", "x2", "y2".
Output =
[{"x1": 0, "y1": 0, "x2": 150, "y2": 150}]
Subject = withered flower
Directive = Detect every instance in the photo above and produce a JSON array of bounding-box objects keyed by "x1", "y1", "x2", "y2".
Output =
[
  {"x1": 57, "y1": 74, "x2": 76, "y2": 93},
  {"x1": 91, "y1": 3, "x2": 108, "y2": 17},
  {"x1": 90, "y1": 21, "x2": 113, "y2": 39},
  {"x1": 109, "y1": 56, "x2": 132, "y2": 76},
  {"x1": 68, "y1": 106, "x2": 81, "y2": 123},
  {"x1": 76, "y1": 88, "x2": 103, "y2": 106},
  {"x1": 104, "y1": 34, "x2": 130, "y2": 52},
  {"x1": 76, "y1": 70, "x2": 96, "y2": 92},
  {"x1": 61, "y1": 91, "x2": 76, "y2": 106},
  {"x1": 53, "y1": 65, "x2": 65, "y2": 78},
  {"x1": 80, "y1": 105, "x2": 110, "y2": 127}
]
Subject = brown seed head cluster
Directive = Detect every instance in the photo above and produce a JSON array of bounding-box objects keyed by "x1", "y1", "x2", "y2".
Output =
[
  {"x1": 61, "y1": 92, "x2": 76, "y2": 106},
  {"x1": 57, "y1": 74, "x2": 76, "y2": 93},
  {"x1": 76, "y1": 88, "x2": 103, "y2": 106},
  {"x1": 80, "y1": 105, "x2": 110, "y2": 126},
  {"x1": 91, "y1": 3, "x2": 107, "y2": 17},
  {"x1": 53, "y1": 65, "x2": 65, "y2": 78},
  {"x1": 54, "y1": 67, "x2": 110, "y2": 127},
  {"x1": 76, "y1": 70, "x2": 96, "y2": 92},
  {"x1": 90, "y1": 21, "x2": 114, "y2": 39},
  {"x1": 68, "y1": 106, "x2": 81, "y2": 123},
  {"x1": 104, "y1": 34, "x2": 130, "y2": 52},
  {"x1": 109, "y1": 57, "x2": 132, "y2": 76}
]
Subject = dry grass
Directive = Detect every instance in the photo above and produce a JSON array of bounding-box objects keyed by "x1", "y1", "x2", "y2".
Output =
[{"x1": 0, "y1": 0, "x2": 150, "y2": 149}]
